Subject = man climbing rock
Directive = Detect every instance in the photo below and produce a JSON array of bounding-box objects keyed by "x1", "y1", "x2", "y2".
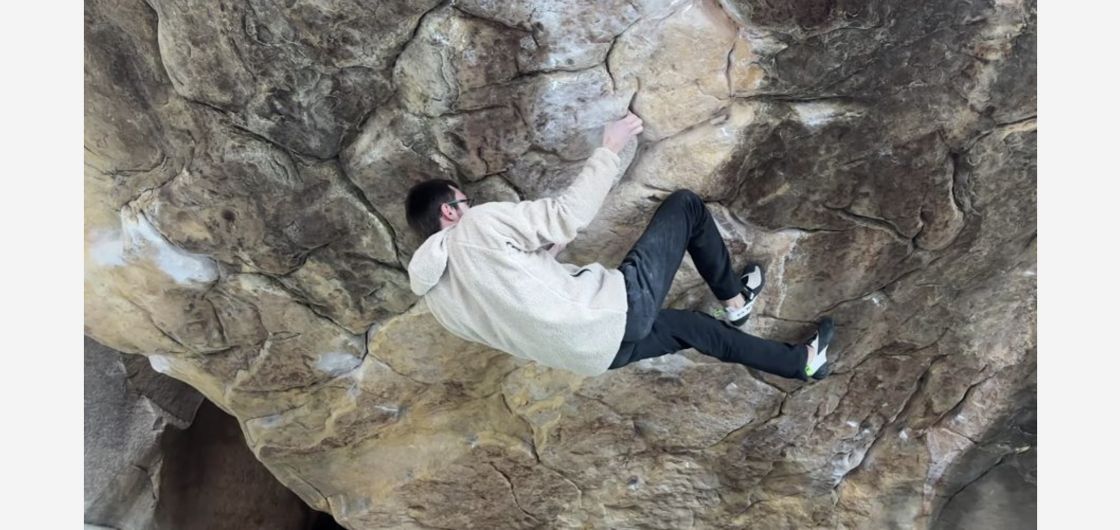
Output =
[{"x1": 404, "y1": 113, "x2": 834, "y2": 380}]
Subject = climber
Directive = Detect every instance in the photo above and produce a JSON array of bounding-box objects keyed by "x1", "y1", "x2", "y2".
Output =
[{"x1": 403, "y1": 112, "x2": 834, "y2": 381}]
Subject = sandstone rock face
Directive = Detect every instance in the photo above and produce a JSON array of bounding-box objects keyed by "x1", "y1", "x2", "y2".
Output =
[{"x1": 85, "y1": 0, "x2": 1036, "y2": 527}]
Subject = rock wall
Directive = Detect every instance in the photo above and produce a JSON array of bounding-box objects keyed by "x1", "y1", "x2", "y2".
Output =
[
  {"x1": 84, "y1": 0, "x2": 1036, "y2": 528},
  {"x1": 85, "y1": 337, "x2": 325, "y2": 530},
  {"x1": 85, "y1": 337, "x2": 203, "y2": 529}
]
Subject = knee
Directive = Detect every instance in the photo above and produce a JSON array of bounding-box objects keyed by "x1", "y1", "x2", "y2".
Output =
[
  {"x1": 626, "y1": 306, "x2": 659, "y2": 343},
  {"x1": 665, "y1": 189, "x2": 702, "y2": 208}
]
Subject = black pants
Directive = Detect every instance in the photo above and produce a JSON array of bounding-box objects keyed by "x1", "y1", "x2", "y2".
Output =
[{"x1": 609, "y1": 190, "x2": 807, "y2": 379}]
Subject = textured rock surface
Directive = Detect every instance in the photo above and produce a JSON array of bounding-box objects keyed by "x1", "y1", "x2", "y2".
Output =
[
  {"x1": 930, "y1": 392, "x2": 1036, "y2": 530},
  {"x1": 85, "y1": 337, "x2": 203, "y2": 529},
  {"x1": 154, "y1": 400, "x2": 322, "y2": 530},
  {"x1": 85, "y1": 337, "x2": 329, "y2": 530},
  {"x1": 85, "y1": 0, "x2": 1036, "y2": 527}
]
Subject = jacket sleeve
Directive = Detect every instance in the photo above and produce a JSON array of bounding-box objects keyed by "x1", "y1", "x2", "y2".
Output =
[{"x1": 500, "y1": 147, "x2": 622, "y2": 251}]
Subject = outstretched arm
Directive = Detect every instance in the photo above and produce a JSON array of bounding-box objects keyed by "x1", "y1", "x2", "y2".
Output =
[{"x1": 502, "y1": 113, "x2": 644, "y2": 251}]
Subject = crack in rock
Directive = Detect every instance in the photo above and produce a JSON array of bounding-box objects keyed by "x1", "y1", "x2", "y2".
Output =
[{"x1": 488, "y1": 462, "x2": 542, "y2": 524}]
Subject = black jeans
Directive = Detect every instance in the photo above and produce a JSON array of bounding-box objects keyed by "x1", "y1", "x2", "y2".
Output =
[{"x1": 609, "y1": 190, "x2": 807, "y2": 379}]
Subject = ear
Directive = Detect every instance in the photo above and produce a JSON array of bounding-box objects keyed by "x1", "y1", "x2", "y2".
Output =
[{"x1": 439, "y1": 202, "x2": 454, "y2": 220}]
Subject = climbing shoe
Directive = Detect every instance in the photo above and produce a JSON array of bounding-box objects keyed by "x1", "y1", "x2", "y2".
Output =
[
  {"x1": 802, "y1": 317, "x2": 835, "y2": 381},
  {"x1": 726, "y1": 262, "x2": 765, "y2": 327}
]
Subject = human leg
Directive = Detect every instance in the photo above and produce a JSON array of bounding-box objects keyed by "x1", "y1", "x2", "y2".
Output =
[
  {"x1": 618, "y1": 189, "x2": 746, "y2": 342},
  {"x1": 610, "y1": 309, "x2": 808, "y2": 379}
]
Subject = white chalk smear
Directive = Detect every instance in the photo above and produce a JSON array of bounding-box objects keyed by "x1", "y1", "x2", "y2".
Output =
[
  {"x1": 121, "y1": 209, "x2": 218, "y2": 284},
  {"x1": 315, "y1": 351, "x2": 361, "y2": 375},
  {"x1": 148, "y1": 354, "x2": 172, "y2": 374}
]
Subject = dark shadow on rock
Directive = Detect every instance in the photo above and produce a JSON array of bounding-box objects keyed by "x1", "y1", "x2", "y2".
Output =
[
  {"x1": 85, "y1": 336, "x2": 346, "y2": 530},
  {"x1": 155, "y1": 400, "x2": 317, "y2": 530},
  {"x1": 930, "y1": 385, "x2": 1037, "y2": 530}
]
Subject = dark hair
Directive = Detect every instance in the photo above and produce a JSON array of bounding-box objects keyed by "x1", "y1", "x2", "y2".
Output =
[{"x1": 405, "y1": 179, "x2": 460, "y2": 238}]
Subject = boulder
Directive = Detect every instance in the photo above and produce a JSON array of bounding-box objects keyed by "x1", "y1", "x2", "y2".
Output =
[{"x1": 85, "y1": 0, "x2": 1036, "y2": 527}]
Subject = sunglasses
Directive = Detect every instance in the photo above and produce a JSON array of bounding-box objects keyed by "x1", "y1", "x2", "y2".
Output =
[{"x1": 446, "y1": 197, "x2": 472, "y2": 208}]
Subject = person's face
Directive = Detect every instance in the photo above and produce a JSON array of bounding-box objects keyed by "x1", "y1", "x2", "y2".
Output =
[{"x1": 441, "y1": 187, "x2": 471, "y2": 225}]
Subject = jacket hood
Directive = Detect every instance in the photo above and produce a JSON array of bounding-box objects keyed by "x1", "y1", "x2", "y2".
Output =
[{"x1": 408, "y1": 229, "x2": 450, "y2": 296}]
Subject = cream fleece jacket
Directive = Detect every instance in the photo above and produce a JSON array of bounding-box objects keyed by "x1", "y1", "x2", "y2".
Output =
[{"x1": 408, "y1": 147, "x2": 627, "y2": 376}]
